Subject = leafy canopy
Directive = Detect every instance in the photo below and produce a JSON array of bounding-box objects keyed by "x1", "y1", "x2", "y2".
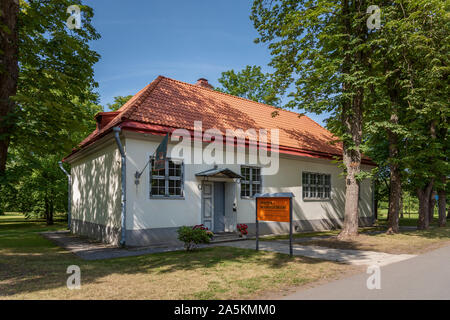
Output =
[
  {"x1": 107, "y1": 95, "x2": 133, "y2": 111},
  {"x1": 216, "y1": 65, "x2": 281, "y2": 107}
]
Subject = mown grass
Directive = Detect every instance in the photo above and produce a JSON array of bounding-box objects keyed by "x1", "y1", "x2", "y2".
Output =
[
  {"x1": 299, "y1": 226, "x2": 450, "y2": 254},
  {"x1": 0, "y1": 213, "x2": 356, "y2": 300},
  {"x1": 377, "y1": 208, "x2": 422, "y2": 227},
  {"x1": 261, "y1": 226, "x2": 384, "y2": 242}
]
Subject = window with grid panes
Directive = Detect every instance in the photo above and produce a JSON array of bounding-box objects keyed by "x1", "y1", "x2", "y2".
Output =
[
  {"x1": 302, "y1": 172, "x2": 331, "y2": 199},
  {"x1": 150, "y1": 157, "x2": 184, "y2": 198},
  {"x1": 240, "y1": 166, "x2": 261, "y2": 198}
]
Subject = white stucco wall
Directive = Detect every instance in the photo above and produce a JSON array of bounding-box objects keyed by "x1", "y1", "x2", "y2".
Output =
[
  {"x1": 71, "y1": 140, "x2": 122, "y2": 230},
  {"x1": 124, "y1": 134, "x2": 374, "y2": 232},
  {"x1": 236, "y1": 157, "x2": 373, "y2": 225},
  {"x1": 125, "y1": 136, "x2": 204, "y2": 231}
]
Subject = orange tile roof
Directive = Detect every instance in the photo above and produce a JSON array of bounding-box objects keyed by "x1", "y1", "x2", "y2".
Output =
[{"x1": 65, "y1": 75, "x2": 372, "y2": 164}]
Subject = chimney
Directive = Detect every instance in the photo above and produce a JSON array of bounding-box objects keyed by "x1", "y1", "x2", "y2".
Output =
[{"x1": 195, "y1": 78, "x2": 213, "y2": 89}]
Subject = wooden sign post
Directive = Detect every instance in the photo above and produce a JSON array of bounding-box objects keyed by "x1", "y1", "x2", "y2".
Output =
[{"x1": 255, "y1": 193, "x2": 295, "y2": 256}]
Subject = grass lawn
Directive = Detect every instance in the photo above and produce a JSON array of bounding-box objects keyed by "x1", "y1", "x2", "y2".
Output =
[
  {"x1": 262, "y1": 210, "x2": 450, "y2": 255},
  {"x1": 297, "y1": 227, "x2": 450, "y2": 254},
  {"x1": 377, "y1": 208, "x2": 422, "y2": 226},
  {"x1": 0, "y1": 213, "x2": 358, "y2": 300}
]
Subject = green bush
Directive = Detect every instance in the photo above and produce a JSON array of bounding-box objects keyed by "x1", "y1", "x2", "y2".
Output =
[{"x1": 177, "y1": 226, "x2": 212, "y2": 251}]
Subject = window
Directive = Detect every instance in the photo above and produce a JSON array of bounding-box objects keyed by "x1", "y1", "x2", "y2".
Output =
[
  {"x1": 241, "y1": 166, "x2": 261, "y2": 198},
  {"x1": 150, "y1": 157, "x2": 184, "y2": 198},
  {"x1": 302, "y1": 172, "x2": 331, "y2": 200}
]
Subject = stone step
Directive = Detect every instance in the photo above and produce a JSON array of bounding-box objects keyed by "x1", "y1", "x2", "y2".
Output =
[{"x1": 210, "y1": 233, "x2": 250, "y2": 243}]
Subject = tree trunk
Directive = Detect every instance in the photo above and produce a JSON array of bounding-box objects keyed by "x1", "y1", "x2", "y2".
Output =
[
  {"x1": 438, "y1": 176, "x2": 446, "y2": 227},
  {"x1": 386, "y1": 111, "x2": 401, "y2": 234},
  {"x1": 429, "y1": 190, "x2": 436, "y2": 224},
  {"x1": 337, "y1": 0, "x2": 366, "y2": 240},
  {"x1": 0, "y1": 0, "x2": 20, "y2": 175},
  {"x1": 399, "y1": 191, "x2": 404, "y2": 219},
  {"x1": 438, "y1": 191, "x2": 446, "y2": 227},
  {"x1": 386, "y1": 179, "x2": 391, "y2": 222},
  {"x1": 417, "y1": 180, "x2": 434, "y2": 230},
  {"x1": 340, "y1": 155, "x2": 360, "y2": 239},
  {"x1": 374, "y1": 180, "x2": 378, "y2": 221},
  {"x1": 338, "y1": 91, "x2": 363, "y2": 240},
  {"x1": 44, "y1": 194, "x2": 53, "y2": 226},
  {"x1": 387, "y1": 164, "x2": 401, "y2": 234},
  {"x1": 49, "y1": 198, "x2": 54, "y2": 226}
]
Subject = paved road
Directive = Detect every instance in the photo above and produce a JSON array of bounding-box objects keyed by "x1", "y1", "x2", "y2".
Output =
[
  {"x1": 216, "y1": 240, "x2": 415, "y2": 266},
  {"x1": 283, "y1": 244, "x2": 450, "y2": 300},
  {"x1": 41, "y1": 231, "x2": 186, "y2": 260}
]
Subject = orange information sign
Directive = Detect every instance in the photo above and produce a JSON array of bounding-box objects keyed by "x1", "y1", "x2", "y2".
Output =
[{"x1": 257, "y1": 197, "x2": 290, "y2": 222}]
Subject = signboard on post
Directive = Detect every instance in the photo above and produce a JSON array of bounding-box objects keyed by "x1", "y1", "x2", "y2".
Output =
[{"x1": 255, "y1": 193, "x2": 295, "y2": 256}]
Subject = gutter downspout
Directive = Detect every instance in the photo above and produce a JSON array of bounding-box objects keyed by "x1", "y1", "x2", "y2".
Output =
[
  {"x1": 372, "y1": 180, "x2": 376, "y2": 224},
  {"x1": 58, "y1": 161, "x2": 71, "y2": 230},
  {"x1": 113, "y1": 127, "x2": 127, "y2": 246}
]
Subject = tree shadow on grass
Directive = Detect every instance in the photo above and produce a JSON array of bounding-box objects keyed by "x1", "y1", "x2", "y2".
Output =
[
  {"x1": 0, "y1": 223, "x2": 329, "y2": 298},
  {"x1": 399, "y1": 226, "x2": 450, "y2": 240},
  {"x1": 299, "y1": 225, "x2": 450, "y2": 254}
]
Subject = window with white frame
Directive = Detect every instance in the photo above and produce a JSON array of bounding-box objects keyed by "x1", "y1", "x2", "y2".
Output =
[
  {"x1": 302, "y1": 172, "x2": 331, "y2": 199},
  {"x1": 240, "y1": 166, "x2": 261, "y2": 198},
  {"x1": 150, "y1": 157, "x2": 184, "y2": 198}
]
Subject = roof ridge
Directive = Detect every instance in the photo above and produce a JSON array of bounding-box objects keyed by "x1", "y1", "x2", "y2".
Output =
[
  {"x1": 119, "y1": 75, "x2": 164, "y2": 120},
  {"x1": 158, "y1": 75, "x2": 318, "y2": 122},
  {"x1": 158, "y1": 76, "x2": 339, "y2": 141},
  {"x1": 65, "y1": 75, "x2": 350, "y2": 163},
  {"x1": 97, "y1": 76, "x2": 164, "y2": 134}
]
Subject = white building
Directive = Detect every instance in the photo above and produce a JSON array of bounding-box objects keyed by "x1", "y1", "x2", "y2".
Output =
[{"x1": 63, "y1": 76, "x2": 375, "y2": 246}]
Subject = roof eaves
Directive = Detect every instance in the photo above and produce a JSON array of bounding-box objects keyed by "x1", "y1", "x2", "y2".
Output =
[{"x1": 62, "y1": 76, "x2": 165, "y2": 161}]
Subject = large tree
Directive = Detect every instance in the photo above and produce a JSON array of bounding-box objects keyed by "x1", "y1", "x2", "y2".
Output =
[
  {"x1": 251, "y1": 0, "x2": 448, "y2": 235},
  {"x1": 396, "y1": 0, "x2": 449, "y2": 230},
  {"x1": 217, "y1": 65, "x2": 281, "y2": 106},
  {"x1": 0, "y1": 0, "x2": 100, "y2": 174},
  {"x1": 363, "y1": 0, "x2": 448, "y2": 232},
  {"x1": 363, "y1": 1, "x2": 410, "y2": 234},
  {"x1": 0, "y1": 1, "x2": 101, "y2": 223},
  {"x1": 0, "y1": 0, "x2": 19, "y2": 175},
  {"x1": 107, "y1": 95, "x2": 133, "y2": 111},
  {"x1": 251, "y1": 0, "x2": 376, "y2": 239},
  {"x1": 3, "y1": 98, "x2": 100, "y2": 223}
]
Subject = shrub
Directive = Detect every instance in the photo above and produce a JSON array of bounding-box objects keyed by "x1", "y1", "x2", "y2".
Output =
[{"x1": 177, "y1": 225, "x2": 213, "y2": 251}]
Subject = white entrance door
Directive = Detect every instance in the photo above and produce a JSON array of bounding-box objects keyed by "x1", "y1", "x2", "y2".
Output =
[
  {"x1": 224, "y1": 181, "x2": 237, "y2": 232},
  {"x1": 201, "y1": 182, "x2": 213, "y2": 230}
]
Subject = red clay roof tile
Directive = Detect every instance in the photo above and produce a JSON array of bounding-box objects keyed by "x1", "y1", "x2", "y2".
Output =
[{"x1": 65, "y1": 75, "x2": 370, "y2": 163}]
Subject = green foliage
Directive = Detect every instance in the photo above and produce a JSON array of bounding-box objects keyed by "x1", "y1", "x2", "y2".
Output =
[
  {"x1": 13, "y1": 0, "x2": 101, "y2": 156},
  {"x1": 107, "y1": 95, "x2": 133, "y2": 111},
  {"x1": 364, "y1": 0, "x2": 449, "y2": 195},
  {"x1": 1, "y1": 0, "x2": 101, "y2": 223},
  {"x1": 399, "y1": 0, "x2": 449, "y2": 193},
  {"x1": 216, "y1": 65, "x2": 281, "y2": 107},
  {"x1": 177, "y1": 226, "x2": 212, "y2": 251},
  {"x1": 251, "y1": 1, "x2": 448, "y2": 205},
  {"x1": 4, "y1": 151, "x2": 68, "y2": 220},
  {"x1": 251, "y1": 1, "x2": 374, "y2": 115}
]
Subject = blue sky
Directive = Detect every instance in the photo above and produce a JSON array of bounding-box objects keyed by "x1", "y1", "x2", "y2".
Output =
[{"x1": 89, "y1": 0, "x2": 329, "y2": 125}]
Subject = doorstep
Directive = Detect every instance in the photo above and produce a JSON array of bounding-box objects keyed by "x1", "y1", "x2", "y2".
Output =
[{"x1": 210, "y1": 232, "x2": 251, "y2": 244}]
